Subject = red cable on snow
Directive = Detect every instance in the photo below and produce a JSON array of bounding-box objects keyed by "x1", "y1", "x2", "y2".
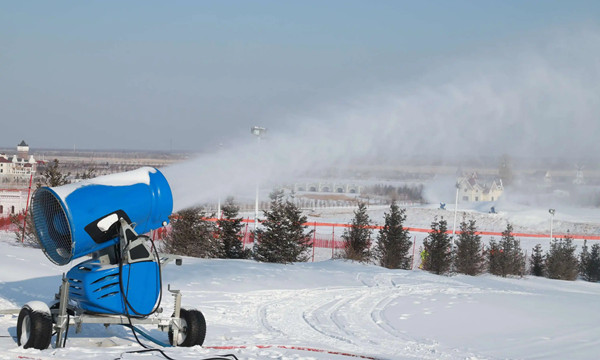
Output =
[
  {"x1": 14, "y1": 345, "x2": 378, "y2": 360},
  {"x1": 205, "y1": 345, "x2": 378, "y2": 360}
]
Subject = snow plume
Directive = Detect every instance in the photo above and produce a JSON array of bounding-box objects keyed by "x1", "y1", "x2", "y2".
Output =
[{"x1": 164, "y1": 27, "x2": 600, "y2": 211}]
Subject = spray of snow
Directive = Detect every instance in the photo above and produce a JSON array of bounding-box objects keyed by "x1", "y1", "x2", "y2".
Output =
[{"x1": 163, "y1": 27, "x2": 600, "y2": 211}]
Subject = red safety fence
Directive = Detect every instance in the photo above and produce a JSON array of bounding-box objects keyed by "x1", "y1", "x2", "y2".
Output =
[
  {"x1": 202, "y1": 218, "x2": 600, "y2": 242},
  {"x1": 0, "y1": 215, "x2": 22, "y2": 232},
  {"x1": 6, "y1": 215, "x2": 600, "y2": 248}
]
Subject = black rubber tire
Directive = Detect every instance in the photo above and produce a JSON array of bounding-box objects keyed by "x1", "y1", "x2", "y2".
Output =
[
  {"x1": 188, "y1": 309, "x2": 206, "y2": 346},
  {"x1": 17, "y1": 305, "x2": 53, "y2": 350},
  {"x1": 168, "y1": 308, "x2": 206, "y2": 347}
]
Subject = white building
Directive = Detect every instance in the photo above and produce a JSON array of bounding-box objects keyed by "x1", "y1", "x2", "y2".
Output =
[
  {"x1": 0, "y1": 189, "x2": 29, "y2": 216},
  {"x1": 457, "y1": 172, "x2": 504, "y2": 202},
  {"x1": 0, "y1": 141, "x2": 37, "y2": 177}
]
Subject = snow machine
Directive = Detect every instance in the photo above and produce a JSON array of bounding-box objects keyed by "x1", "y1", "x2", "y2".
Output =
[{"x1": 17, "y1": 167, "x2": 206, "y2": 350}]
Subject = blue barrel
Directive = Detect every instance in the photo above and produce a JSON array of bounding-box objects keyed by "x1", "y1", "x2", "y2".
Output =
[{"x1": 31, "y1": 167, "x2": 173, "y2": 265}]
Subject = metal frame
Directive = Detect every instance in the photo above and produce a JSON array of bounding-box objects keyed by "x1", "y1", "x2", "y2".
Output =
[
  {"x1": 46, "y1": 218, "x2": 188, "y2": 348},
  {"x1": 52, "y1": 276, "x2": 184, "y2": 348}
]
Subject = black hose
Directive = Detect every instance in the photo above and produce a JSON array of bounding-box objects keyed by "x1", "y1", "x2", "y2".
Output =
[
  {"x1": 62, "y1": 313, "x2": 70, "y2": 347},
  {"x1": 117, "y1": 230, "x2": 170, "y2": 358},
  {"x1": 118, "y1": 235, "x2": 163, "y2": 317}
]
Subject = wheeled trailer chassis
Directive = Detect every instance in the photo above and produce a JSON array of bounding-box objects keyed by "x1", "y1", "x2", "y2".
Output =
[{"x1": 17, "y1": 258, "x2": 206, "y2": 350}]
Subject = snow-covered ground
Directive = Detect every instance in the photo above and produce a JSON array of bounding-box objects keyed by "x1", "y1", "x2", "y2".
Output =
[{"x1": 1, "y1": 228, "x2": 600, "y2": 360}]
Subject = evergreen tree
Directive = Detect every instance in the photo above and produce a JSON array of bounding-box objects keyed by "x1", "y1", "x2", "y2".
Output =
[
  {"x1": 422, "y1": 217, "x2": 452, "y2": 275},
  {"x1": 488, "y1": 223, "x2": 525, "y2": 277},
  {"x1": 580, "y1": 240, "x2": 600, "y2": 282},
  {"x1": 11, "y1": 211, "x2": 37, "y2": 246},
  {"x1": 455, "y1": 217, "x2": 485, "y2": 275},
  {"x1": 579, "y1": 240, "x2": 589, "y2": 278},
  {"x1": 253, "y1": 190, "x2": 313, "y2": 263},
  {"x1": 163, "y1": 207, "x2": 222, "y2": 258},
  {"x1": 37, "y1": 159, "x2": 71, "y2": 187},
  {"x1": 80, "y1": 167, "x2": 97, "y2": 180},
  {"x1": 374, "y1": 201, "x2": 412, "y2": 269},
  {"x1": 530, "y1": 244, "x2": 545, "y2": 277},
  {"x1": 217, "y1": 197, "x2": 250, "y2": 259},
  {"x1": 341, "y1": 202, "x2": 372, "y2": 262},
  {"x1": 545, "y1": 235, "x2": 579, "y2": 281}
]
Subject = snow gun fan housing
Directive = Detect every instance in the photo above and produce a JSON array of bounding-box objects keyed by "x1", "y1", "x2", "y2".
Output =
[
  {"x1": 31, "y1": 167, "x2": 172, "y2": 266},
  {"x1": 30, "y1": 167, "x2": 172, "y2": 314}
]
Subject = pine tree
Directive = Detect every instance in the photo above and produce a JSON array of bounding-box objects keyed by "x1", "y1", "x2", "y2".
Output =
[
  {"x1": 455, "y1": 218, "x2": 485, "y2": 275},
  {"x1": 253, "y1": 190, "x2": 313, "y2": 263},
  {"x1": 545, "y1": 235, "x2": 579, "y2": 281},
  {"x1": 580, "y1": 240, "x2": 600, "y2": 282},
  {"x1": 422, "y1": 217, "x2": 452, "y2": 275},
  {"x1": 342, "y1": 202, "x2": 372, "y2": 262},
  {"x1": 163, "y1": 207, "x2": 222, "y2": 258},
  {"x1": 37, "y1": 159, "x2": 71, "y2": 187},
  {"x1": 487, "y1": 237, "x2": 501, "y2": 275},
  {"x1": 488, "y1": 223, "x2": 525, "y2": 277},
  {"x1": 501, "y1": 223, "x2": 525, "y2": 276},
  {"x1": 530, "y1": 244, "x2": 545, "y2": 277},
  {"x1": 579, "y1": 240, "x2": 589, "y2": 278},
  {"x1": 217, "y1": 197, "x2": 250, "y2": 259},
  {"x1": 374, "y1": 201, "x2": 412, "y2": 269},
  {"x1": 80, "y1": 167, "x2": 97, "y2": 180},
  {"x1": 11, "y1": 212, "x2": 37, "y2": 246}
]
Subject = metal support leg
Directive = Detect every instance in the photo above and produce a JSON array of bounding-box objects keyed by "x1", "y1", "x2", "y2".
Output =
[
  {"x1": 55, "y1": 274, "x2": 70, "y2": 348},
  {"x1": 168, "y1": 284, "x2": 182, "y2": 347}
]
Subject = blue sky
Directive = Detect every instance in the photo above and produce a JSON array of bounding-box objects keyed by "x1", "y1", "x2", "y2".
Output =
[{"x1": 1, "y1": 1, "x2": 600, "y2": 152}]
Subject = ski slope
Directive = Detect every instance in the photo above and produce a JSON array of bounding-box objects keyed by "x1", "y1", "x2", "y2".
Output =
[{"x1": 0, "y1": 233, "x2": 599, "y2": 360}]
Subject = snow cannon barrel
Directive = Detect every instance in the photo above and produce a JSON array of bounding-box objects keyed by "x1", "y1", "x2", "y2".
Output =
[{"x1": 31, "y1": 167, "x2": 173, "y2": 265}]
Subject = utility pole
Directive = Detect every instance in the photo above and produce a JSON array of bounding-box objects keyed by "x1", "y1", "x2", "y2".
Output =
[
  {"x1": 549, "y1": 208, "x2": 555, "y2": 241},
  {"x1": 451, "y1": 182, "x2": 460, "y2": 253},
  {"x1": 251, "y1": 126, "x2": 267, "y2": 233}
]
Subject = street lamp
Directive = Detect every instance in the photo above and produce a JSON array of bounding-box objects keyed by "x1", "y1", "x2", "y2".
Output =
[
  {"x1": 251, "y1": 126, "x2": 267, "y2": 233},
  {"x1": 549, "y1": 208, "x2": 555, "y2": 241},
  {"x1": 217, "y1": 143, "x2": 223, "y2": 219},
  {"x1": 451, "y1": 182, "x2": 460, "y2": 253}
]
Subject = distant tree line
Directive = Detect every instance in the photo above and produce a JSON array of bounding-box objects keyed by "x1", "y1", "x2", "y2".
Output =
[{"x1": 362, "y1": 184, "x2": 424, "y2": 203}]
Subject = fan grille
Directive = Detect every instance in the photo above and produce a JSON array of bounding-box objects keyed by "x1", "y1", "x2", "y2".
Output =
[{"x1": 31, "y1": 188, "x2": 73, "y2": 265}]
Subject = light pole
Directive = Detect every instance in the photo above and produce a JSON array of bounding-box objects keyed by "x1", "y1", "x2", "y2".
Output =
[
  {"x1": 549, "y1": 208, "x2": 555, "y2": 241},
  {"x1": 451, "y1": 182, "x2": 460, "y2": 252},
  {"x1": 251, "y1": 126, "x2": 267, "y2": 233},
  {"x1": 217, "y1": 143, "x2": 223, "y2": 219}
]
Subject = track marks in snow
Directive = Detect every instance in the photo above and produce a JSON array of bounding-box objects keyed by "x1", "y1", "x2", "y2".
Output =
[
  {"x1": 302, "y1": 295, "x2": 357, "y2": 345},
  {"x1": 238, "y1": 274, "x2": 478, "y2": 359},
  {"x1": 371, "y1": 293, "x2": 402, "y2": 337},
  {"x1": 188, "y1": 272, "x2": 494, "y2": 360}
]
